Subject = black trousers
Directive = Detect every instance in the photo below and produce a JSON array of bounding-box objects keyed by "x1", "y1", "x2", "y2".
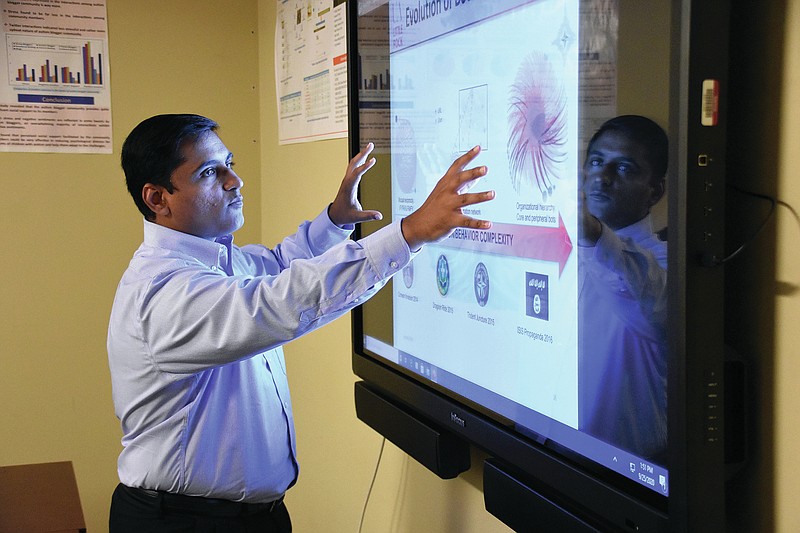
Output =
[{"x1": 109, "y1": 483, "x2": 292, "y2": 533}]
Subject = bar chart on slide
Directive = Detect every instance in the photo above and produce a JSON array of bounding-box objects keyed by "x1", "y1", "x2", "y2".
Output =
[{"x1": 7, "y1": 35, "x2": 105, "y2": 86}]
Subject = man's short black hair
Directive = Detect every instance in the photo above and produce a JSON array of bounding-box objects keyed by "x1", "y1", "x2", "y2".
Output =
[
  {"x1": 121, "y1": 114, "x2": 219, "y2": 220},
  {"x1": 587, "y1": 115, "x2": 669, "y2": 183}
]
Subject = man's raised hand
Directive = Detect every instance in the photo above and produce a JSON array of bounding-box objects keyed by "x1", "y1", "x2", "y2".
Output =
[{"x1": 401, "y1": 146, "x2": 495, "y2": 251}]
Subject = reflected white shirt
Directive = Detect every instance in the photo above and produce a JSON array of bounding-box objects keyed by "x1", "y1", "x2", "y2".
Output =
[
  {"x1": 578, "y1": 215, "x2": 668, "y2": 461},
  {"x1": 107, "y1": 210, "x2": 410, "y2": 502}
]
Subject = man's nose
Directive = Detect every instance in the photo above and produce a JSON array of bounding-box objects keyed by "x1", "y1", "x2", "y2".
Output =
[
  {"x1": 224, "y1": 170, "x2": 244, "y2": 191},
  {"x1": 589, "y1": 164, "x2": 613, "y2": 185}
]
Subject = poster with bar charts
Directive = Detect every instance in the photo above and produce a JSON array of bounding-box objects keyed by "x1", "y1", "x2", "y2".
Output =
[
  {"x1": 275, "y1": 0, "x2": 348, "y2": 144},
  {"x1": 0, "y1": 0, "x2": 112, "y2": 153}
]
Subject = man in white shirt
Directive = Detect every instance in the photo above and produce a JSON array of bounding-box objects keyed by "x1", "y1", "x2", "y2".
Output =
[
  {"x1": 577, "y1": 115, "x2": 669, "y2": 462},
  {"x1": 107, "y1": 114, "x2": 494, "y2": 532}
]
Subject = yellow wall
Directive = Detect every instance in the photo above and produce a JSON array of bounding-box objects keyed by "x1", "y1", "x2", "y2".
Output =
[
  {"x1": 0, "y1": 1, "x2": 260, "y2": 531},
  {"x1": 256, "y1": 3, "x2": 509, "y2": 531},
  {"x1": 774, "y1": 5, "x2": 800, "y2": 532},
  {"x1": 1, "y1": 0, "x2": 799, "y2": 531},
  {"x1": 724, "y1": 1, "x2": 800, "y2": 532}
]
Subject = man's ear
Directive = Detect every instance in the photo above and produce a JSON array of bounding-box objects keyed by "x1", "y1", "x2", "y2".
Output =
[
  {"x1": 142, "y1": 184, "x2": 170, "y2": 218},
  {"x1": 649, "y1": 178, "x2": 666, "y2": 207}
]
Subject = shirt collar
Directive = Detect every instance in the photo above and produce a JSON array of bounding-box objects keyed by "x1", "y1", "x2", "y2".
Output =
[
  {"x1": 615, "y1": 214, "x2": 654, "y2": 240},
  {"x1": 142, "y1": 219, "x2": 233, "y2": 272}
]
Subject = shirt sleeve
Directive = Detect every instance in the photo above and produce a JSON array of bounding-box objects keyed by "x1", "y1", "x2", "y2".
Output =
[
  {"x1": 581, "y1": 224, "x2": 668, "y2": 336},
  {"x1": 141, "y1": 219, "x2": 411, "y2": 375},
  {"x1": 239, "y1": 208, "x2": 356, "y2": 270}
]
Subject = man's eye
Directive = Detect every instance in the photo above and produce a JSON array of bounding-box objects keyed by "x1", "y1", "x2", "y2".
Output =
[
  {"x1": 201, "y1": 167, "x2": 217, "y2": 177},
  {"x1": 589, "y1": 158, "x2": 602, "y2": 167},
  {"x1": 618, "y1": 163, "x2": 641, "y2": 176}
]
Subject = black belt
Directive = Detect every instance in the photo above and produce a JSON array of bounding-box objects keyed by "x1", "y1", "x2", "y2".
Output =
[{"x1": 119, "y1": 484, "x2": 284, "y2": 518}]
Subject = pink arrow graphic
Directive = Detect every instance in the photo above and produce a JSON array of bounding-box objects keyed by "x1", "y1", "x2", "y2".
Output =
[{"x1": 441, "y1": 215, "x2": 573, "y2": 276}]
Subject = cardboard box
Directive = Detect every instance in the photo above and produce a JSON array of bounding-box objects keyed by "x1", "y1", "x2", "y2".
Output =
[{"x1": 0, "y1": 461, "x2": 86, "y2": 533}]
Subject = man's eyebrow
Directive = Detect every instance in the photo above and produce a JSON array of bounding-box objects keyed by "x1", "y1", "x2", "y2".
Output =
[
  {"x1": 589, "y1": 149, "x2": 639, "y2": 165},
  {"x1": 616, "y1": 156, "x2": 639, "y2": 166}
]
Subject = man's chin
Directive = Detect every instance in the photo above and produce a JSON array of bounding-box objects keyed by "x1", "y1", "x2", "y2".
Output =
[
  {"x1": 223, "y1": 215, "x2": 245, "y2": 236},
  {"x1": 232, "y1": 216, "x2": 245, "y2": 234},
  {"x1": 586, "y1": 203, "x2": 611, "y2": 222}
]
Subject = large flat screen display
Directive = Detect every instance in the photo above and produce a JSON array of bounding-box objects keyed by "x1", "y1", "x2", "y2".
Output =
[{"x1": 350, "y1": 0, "x2": 730, "y2": 530}]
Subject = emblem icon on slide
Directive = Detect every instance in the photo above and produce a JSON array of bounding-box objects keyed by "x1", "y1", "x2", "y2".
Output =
[
  {"x1": 474, "y1": 262, "x2": 489, "y2": 307},
  {"x1": 526, "y1": 272, "x2": 549, "y2": 320},
  {"x1": 403, "y1": 261, "x2": 414, "y2": 289},
  {"x1": 436, "y1": 255, "x2": 450, "y2": 296}
]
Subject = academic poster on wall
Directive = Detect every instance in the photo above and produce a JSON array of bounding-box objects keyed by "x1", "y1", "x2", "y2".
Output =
[
  {"x1": 275, "y1": 0, "x2": 348, "y2": 144},
  {"x1": 0, "y1": 0, "x2": 112, "y2": 153}
]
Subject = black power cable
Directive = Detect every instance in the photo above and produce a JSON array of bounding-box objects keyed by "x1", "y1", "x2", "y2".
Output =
[{"x1": 704, "y1": 184, "x2": 778, "y2": 266}]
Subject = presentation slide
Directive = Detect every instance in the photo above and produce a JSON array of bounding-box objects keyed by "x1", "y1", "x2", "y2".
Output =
[{"x1": 388, "y1": 0, "x2": 580, "y2": 427}]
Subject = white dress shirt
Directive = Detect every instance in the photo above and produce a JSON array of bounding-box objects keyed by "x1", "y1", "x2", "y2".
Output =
[
  {"x1": 108, "y1": 210, "x2": 410, "y2": 502},
  {"x1": 578, "y1": 215, "x2": 668, "y2": 461}
]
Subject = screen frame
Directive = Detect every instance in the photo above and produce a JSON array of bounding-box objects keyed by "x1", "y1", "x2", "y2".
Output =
[{"x1": 347, "y1": 0, "x2": 731, "y2": 530}]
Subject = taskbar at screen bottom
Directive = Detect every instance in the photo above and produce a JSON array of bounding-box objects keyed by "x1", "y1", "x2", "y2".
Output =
[{"x1": 363, "y1": 335, "x2": 669, "y2": 497}]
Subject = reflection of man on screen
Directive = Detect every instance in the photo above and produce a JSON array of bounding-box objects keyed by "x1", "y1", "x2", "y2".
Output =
[{"x1": 577, "y1": 115, "x2": 668, "y2": 462}]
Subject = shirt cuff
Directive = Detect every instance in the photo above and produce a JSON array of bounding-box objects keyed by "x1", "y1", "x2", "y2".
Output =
[
  {"x1": 358, "y1": 219, "x2": 414, "y2": 279},
  {"x1": 308, "y1": 207, "x2": 355, "y2": 248}
]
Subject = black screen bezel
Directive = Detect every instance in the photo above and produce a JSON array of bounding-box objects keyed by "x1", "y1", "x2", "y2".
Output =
[{"x1": 347, "y1": 1, "x2": 730, "y2": 530}]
